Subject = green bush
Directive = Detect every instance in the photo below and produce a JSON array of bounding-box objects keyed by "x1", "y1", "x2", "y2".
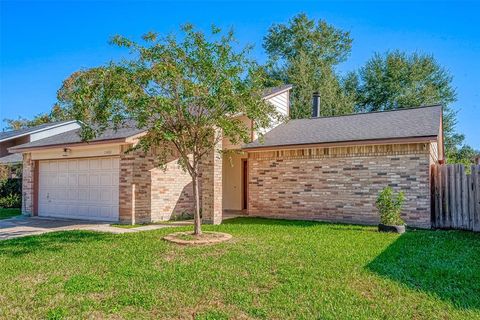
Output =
[
  {"x1": 0, "y1": 178, "x2": 21, "y2": 198},
  {"x1": 0, "y1": 193, "x2": 21, "y2": 208},
  {"x1": 375, "y1": 186, "x2": 405, "y2": 226}
]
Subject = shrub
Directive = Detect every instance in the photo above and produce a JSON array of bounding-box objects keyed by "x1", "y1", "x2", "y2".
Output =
[
  {"x1": 376, "y1": 187, "x2": 405, "y2": 226},
  {"x1": 0, "y1": 178, "x2": 21, "y2": 198},
  {"x1": 0, "y1": 193, "x2": 21, "y2": 208}
]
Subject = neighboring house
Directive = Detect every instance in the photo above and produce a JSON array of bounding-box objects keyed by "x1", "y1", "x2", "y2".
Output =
[
  {"x1": 0, "y1": 121, "x2": 81, "y2": 176},
  {"x1": 9, "y1": 85, "x2": 444, "y2": 228}
]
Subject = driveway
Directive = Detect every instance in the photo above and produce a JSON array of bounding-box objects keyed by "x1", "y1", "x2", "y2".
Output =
[{"x1": 0, "y1": 216, "x2": 170, "y2": 240}]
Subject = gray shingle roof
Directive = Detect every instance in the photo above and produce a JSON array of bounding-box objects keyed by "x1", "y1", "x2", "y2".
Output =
[
  {"x1": 244, "y1": 105, "x2": 442, "y2": 149},
  {"x1": 262, "y1": 84, "x2": 293, "y2": 98},
  {"x1": 10, "y1": 120, "x2": 144, "y2": 151},
  {"x1": 0, "y1": 120, "x2": 75, "y2": 142},
  {"x1": 0, "y1": 153, "x2": 23, "y2": 164}
]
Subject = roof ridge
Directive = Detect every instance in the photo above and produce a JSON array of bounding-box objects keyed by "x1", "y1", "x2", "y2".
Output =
[{"x1": 291, "y1": 104, "x2": 442, "y2": 121}]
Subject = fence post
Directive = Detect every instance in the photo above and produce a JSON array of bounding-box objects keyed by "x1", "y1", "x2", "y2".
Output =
[
  {"x1": 474, "y1": 166, "x2": 480, "y2": 232},
  {"x1": 441, "y1": 164, "x2": 447, "y2": 228}
]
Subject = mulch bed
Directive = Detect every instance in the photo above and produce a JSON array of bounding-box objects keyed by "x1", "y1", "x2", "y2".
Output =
[{"x1": 163, "y1": 231, "x2": 232, "y2": 245}]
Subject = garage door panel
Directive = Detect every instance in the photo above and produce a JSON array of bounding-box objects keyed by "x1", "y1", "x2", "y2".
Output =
[
  {"x1": 68, "y1": 174, "x2": 78, "y2": 186},
  {"x1": 100, "y1": 174, "x2": 111, "y2": 186},
  {"x1": 78, "y1": 174, "x2": 88, "y2": 186},
  {"x1": 38, "y1": 157, "x2": 119, "y2": 222},
  {"x1": 78, "y1": 159, "x2": 89, "y2": 170},
  {"x1": 89, "y1": 159, "x2": 100, "y2": 170},
  {"x1": 58, "y1": 174, "x2": 68, "y2": 186},
  {"x1": 57, "y1": 160, "x2": 68, "y2": 171},
  {"x1": 78, "y1": 188, "x2": 89, "y2": 201},
  {"x1": 68, "y1": 160, "x2": 78, "y2": 170},
  {"x1": 89, "y1": 174, "x2": 99, "y2": 185}
]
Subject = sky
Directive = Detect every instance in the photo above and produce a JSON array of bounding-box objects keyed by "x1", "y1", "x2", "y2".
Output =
[{"x1": 0, "y1": 0, "x2": 479, "y2": 148}]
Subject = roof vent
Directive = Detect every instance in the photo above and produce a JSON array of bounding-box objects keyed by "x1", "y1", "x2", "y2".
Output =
[{"x1": 312, "y1": 92, "x2": 320, "y2": 118}]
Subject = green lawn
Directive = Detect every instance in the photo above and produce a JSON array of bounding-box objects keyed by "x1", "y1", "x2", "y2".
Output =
[
  {"x1": 0, "y1": 207, "x2": 21, "y2": 220},
  {"x1": 0, "y1": 218, "x2": 479, "y2": 319}
]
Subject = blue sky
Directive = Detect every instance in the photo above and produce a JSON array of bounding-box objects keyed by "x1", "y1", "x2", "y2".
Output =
[{"x1": 1, "y1": 1, "x2": 479, "y2": 148}]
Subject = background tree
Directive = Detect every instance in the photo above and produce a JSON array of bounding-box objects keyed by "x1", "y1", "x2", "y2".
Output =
[
  {"x1": 263, "y1": 13, "x2": 355, "y2": 118},
  {"x1": 56, "y1": 25, "x2": 278, "y2": 235},
  {"x1": 344, "y1": 51, "x2": 477, "y2": 164},
  {"x1": 3, "y1": 104, "x2": 71, "y2": 130}
]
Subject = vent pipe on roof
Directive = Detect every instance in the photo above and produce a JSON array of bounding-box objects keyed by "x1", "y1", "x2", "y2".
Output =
[{"x1": 312, "y1": 92, "x2": 320, "y2": 118}]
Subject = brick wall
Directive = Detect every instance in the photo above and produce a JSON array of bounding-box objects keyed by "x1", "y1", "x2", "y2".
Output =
[
  {"x1": 247, "y1": 143, "x2": 432, "y2": 228},
  {"x1": 118, "y1": 146, "x2": 195, "y2": 224},
  {"x1": 21, "y1": 153, "x2": 34, "y2": 216},
  {"x1": 201, "y1": 130, "x2": 223, "y2": 225}
]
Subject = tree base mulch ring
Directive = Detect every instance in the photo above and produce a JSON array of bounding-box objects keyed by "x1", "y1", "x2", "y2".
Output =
[{"x1": 163, "y1": 231, "x2": 232, "y2": 245}]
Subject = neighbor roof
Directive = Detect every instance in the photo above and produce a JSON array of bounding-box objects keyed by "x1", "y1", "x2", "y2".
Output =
[
  {"x1": 0, "y1": 120, "x2": 77, "y2": 143},
  {"x1": 10, "y1": 120, "x2": 145, "y2": 152},
  {"x1": 0, "y1": 153, "x2": 23, "y2": 164},
  {"x1": 244, "y1": 105, "x2": 442, "y2": 149}
]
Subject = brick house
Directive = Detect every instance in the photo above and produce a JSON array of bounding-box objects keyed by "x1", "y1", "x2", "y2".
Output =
[{"x1": 10, "y1": 86, "x2": 444, "y2": 228}]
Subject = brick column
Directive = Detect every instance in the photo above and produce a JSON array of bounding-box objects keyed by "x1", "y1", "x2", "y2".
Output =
[
  {"x1": 22, "y1": 153, "x2": 35, "y2": 216},
  {"x1": 201, "y1": 130, "x2": 223, "y2": 225},
  {"x1": 119, "y1": 149, "x2": 135, "y2": 224}
]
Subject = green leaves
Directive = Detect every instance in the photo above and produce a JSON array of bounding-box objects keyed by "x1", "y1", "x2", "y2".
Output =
[
  {"x1": 376, "y1": 186, "x2": 405, "y2": 226},
  {"x1": 56, "y1": 24, "x2": 277, "y2": 176},
  {"x1": 353, "y1": 51, "x2": 456, "y2": 113},
  {"x1": 263, "y1": 13, "x2": 355, "y2": 119}
]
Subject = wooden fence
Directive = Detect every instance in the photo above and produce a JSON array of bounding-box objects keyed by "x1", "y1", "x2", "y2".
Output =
[{"x1": 431, "y1": 164, "x2": 480, "y2": 231}]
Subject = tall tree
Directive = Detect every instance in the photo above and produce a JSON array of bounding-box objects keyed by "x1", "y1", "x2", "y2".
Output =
[
  {"x1": 57, "y1": 25, "x2": 278, "y2": 235},
  {"x1": 344, "y1": 51, "x2": 471, "y2": 162},
  {"x1": 3, "y1": 104, "x2": 71, "y2": 130},
  {"x1": 264, "y1": 13, "x2": 355, "y2": 118}
]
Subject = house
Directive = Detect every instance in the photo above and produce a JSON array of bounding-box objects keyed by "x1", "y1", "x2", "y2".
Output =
[
  {"x1": 9, "y1": 86, "x2": 291, "y2": 223},
  {"x1": 0, "y1": 121, "x2": 81, "y2": 177},
  {"x1": 9, "y1": 86, "x2": 443, "y2": 228}
]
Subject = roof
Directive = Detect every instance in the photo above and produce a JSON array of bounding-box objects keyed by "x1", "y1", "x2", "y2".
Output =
[
  {"x1": 0, "y1": 153, "x2": 22, "y2": 164},
  {"x1": 261, "y1": 84, "x2": 293, "y2": 98},
  {"x1": 10, "y1": 120, "x2": 145, "y2": 152},
  {"x1": 0, "y1": 120, "x2": 77, "y2": 143},
  {"x1": 244, "y1": 105, "x2": 442, "y2": 149}
]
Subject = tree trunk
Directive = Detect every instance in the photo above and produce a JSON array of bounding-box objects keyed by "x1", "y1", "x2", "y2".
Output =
[{"x1": 192, "y1": 172, "x2": 202, "y2": 235}]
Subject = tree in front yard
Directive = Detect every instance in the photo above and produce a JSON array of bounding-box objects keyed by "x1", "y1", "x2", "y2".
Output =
[{"x1": 56, "y1": 24, "x2": 279, "y2": 235}]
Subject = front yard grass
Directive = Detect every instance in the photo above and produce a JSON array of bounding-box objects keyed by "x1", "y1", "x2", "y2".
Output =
[
  {"x1": 0, "y1": 207, "x2": 21, "y2": 220},
  {"x1": 0, "y1": 217, "x2": 479, "y2": 319}
]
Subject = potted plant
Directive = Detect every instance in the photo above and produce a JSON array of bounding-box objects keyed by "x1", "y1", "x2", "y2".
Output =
[{"x1": 375, "y1": 186, "x2": 406, "y2": 233}]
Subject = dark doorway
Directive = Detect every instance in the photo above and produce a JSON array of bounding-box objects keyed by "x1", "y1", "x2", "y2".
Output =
[{"x1": 242, "y1": 159, "x2": 248, "y2": 210}]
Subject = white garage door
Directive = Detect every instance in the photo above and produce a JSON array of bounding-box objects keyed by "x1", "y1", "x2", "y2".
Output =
[{"x1": 38, "y1": 157, "x2": 120, "y2": 222}]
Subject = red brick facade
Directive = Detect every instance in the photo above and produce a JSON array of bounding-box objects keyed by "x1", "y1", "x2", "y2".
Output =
[{"x1": 247, "y1": 143, "x2": 432, "y2": 228}]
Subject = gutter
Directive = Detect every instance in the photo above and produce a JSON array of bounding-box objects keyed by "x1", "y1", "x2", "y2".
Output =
[{"x1": 9, "y1": 138, "x2": 130, "y2": 153}]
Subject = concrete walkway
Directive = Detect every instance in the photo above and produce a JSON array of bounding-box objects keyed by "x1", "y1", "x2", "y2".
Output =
[{"x1": 0, "y1": 216, "x2": 172, "y2": 241}]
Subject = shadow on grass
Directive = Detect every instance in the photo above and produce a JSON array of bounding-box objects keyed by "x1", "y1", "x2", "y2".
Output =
[
  {"x1": 367, "y1": 230, "x2": 480, "y2": 310},
  {"x1": 0, "y1": 231, "x2": 111, "y2": 258}
]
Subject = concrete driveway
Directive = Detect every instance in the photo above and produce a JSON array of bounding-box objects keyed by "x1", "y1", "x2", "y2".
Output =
[{"x1": 0, "y1": 216, "x2": 169, "y2": 241}]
